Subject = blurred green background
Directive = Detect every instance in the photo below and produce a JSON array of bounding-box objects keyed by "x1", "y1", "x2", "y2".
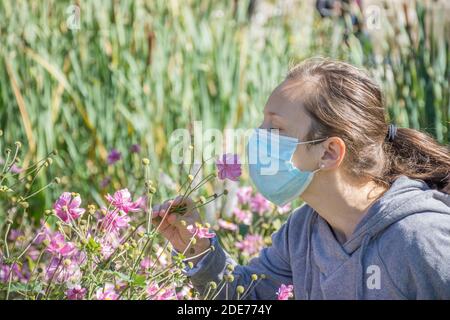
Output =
[{"x1": 0, "y1": 0, "x2": 449, "y2": 213}]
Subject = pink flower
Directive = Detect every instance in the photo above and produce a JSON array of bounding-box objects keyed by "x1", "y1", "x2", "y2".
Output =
[
  {"x1": 107, "y1": 149, "x2": 122, "y2": 165},
  {"x1": 233, "y1": 208, "x2": 253, "y2": 225},
  {"x1": 98, "y1": 232, "x2": 121, "y2": 259},
  {"x1": 236, "y1": 186, "x2": 253, "y2": 205},
  {"x1": 0, "y1": 263, "x2": 23, "y2": 283},
  {"x1": 146, "y1": 283, "x2": 176, "y2": 300},
  {"x1": 130, "y1": 144, "x2": 141, "y2": 154},
  {"x1": 8, "y1": 229, "x2": 23, "y2": 241},
  {"x1": 46, "y1": 233, "x2": 76, "y2": 257},
  {"x1": 277, "y1": 203, "x2": 291, "y2": 214},
  {"x1": 46, "y1": 257, "x2": 83, "y2": 284},
  {"x1": 236, "y1": 234, "x2": 264, "y2": 256},
  {"x1": 216, "y1": 153, "x2": 241, "y2": 181},
  {"x1": 66, "y1": 285, "x2": 87, "y2": 300},
  {"x1": 53, "y1": 192, "x2": 85, "y2": 223},
  {"x1": 217, "y1": 219, "x2": 238, "y2": 231},
  {"x1": 186, "y1": 225, "x2": 215, "y2": 239},
  {"x1": 277, "y1": 284, "x2": 294, "y2": 300},
  {"x1": 35, "y1": 220, "x2": 53, "y2": 244},
  {"x1": 100, "y1": 209, "x2": 131, "y2": 233},
  {"x1": 140, "y1": 257, "x2": 152, "y2": 271},
  {"x1": 96, "y1": 283, "x2": 119, "y2": 300},
  {"x1": 250, "y1": 193, "x2": 271, "y2": 215},
  {"x1": 105, "y1": 188, "x2": 143, "y2": 213}
]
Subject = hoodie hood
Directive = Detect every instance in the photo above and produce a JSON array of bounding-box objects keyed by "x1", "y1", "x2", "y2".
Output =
[
  {"x1": 306, "y1": 175, "x2": 450, "y2": 299},
  {"x1": 343, "y1": 175, "x2": 450, "y2": 254}
]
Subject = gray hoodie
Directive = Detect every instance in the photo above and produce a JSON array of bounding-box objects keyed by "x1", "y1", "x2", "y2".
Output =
[{"x1": 184, "y1": 175, "x2": 450, "y2": 299}]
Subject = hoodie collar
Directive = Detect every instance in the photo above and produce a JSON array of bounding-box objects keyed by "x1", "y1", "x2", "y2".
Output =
[{"x1": 342, "y1": 175, "x2": 431, "y2": 254}]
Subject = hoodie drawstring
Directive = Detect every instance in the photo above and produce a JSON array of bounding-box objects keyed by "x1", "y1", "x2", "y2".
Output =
[{"x1": 355, "y1": 234, "x2": 371, "y2": 299}]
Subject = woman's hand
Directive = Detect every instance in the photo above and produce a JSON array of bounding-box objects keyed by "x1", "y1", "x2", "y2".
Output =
[{"x1": 152, "y1": 196, "x2": 211, "y2": 265}]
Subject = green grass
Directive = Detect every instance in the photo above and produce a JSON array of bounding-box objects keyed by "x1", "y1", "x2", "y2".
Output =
[{"x1": 0, "y1": 0, "x2": 449, "y2": 212}]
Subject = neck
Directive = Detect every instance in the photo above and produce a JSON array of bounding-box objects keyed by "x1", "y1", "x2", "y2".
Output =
[{"x1": 302, "y1": 172, "x2": 388, "y2": 244}]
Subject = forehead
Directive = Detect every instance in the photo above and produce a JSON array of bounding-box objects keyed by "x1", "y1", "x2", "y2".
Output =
[{"x1": 264, "y1": 79, "x2": 309, "y2": 119}]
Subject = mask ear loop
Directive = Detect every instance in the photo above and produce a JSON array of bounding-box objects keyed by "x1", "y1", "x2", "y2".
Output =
[
  {"x1": 295, "y1": 137, "x2": 329, "y2": 145},
  {"x1": 312, "y1": 163, "x2": 325, "y2": 174},
  {"x1": 296, "y1": 137, "x2": 328, "y2": 174}
]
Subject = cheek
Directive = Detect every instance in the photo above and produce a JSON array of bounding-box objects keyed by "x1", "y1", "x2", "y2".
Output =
[{"x1": 291, "y1": 145, "x2": 318, "y2": 171}]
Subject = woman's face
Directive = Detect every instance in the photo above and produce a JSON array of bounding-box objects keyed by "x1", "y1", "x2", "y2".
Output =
[{"x1": 259, "y1": 79, "x2": 325, "y2": 172}]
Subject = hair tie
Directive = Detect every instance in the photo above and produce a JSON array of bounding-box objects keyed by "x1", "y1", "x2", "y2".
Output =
[{"x1": 386, "y1": 124, "x2": 397, "y2": 142}]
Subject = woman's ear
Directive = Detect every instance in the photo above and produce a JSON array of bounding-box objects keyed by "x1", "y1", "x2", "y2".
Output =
[{"x1": 319, "y1": 137, "x2": 346, "y2": 170}]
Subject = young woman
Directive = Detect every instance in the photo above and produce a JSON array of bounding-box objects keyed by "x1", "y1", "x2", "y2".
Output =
[{"x1": 152, "y1": 58, "x2": 450, "y2": 299}]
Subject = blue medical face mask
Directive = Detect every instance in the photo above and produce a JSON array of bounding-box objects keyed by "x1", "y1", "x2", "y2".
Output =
[{"x1": 247, "y1": 128, "x2": 327, "y2": 206}]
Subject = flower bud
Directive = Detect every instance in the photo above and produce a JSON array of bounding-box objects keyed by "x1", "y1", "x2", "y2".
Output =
[
  {"x1": 53, "y1": 177, "x2": 61, "y2": 184},
  {"x1": 145, "y1": 180, "x2": 154, "y2": 188},
  {"x1": 251, "y1": 274, "x2": 258, "y2": 281},
  {"x1": 236, "y1": 286, "x2": 245, "y2": 294},
  {"x1": 226, "y1": 264, "x2": 235, "y2": 272},
  {"x1": 187, "y1": 262, "x2": 194, "y2": 269},
  {"x1": 209, "y1": 281, "x2": 217, "y2": 289},
  {"x1": 63, "y1": 259, "x2": 72, "y2": 267},
  {"x1": 88, "y1": 204, "x2": 96, "y2": 215},
  {"x1": 15, "y1": 141, "x2": 22, "y2": 149},
  {"x1": 19, "y1": 201, "x2": 29, "y2": 209},
  {"x1": 141, "y1": 158, "x2": 150, "y2": 166}
]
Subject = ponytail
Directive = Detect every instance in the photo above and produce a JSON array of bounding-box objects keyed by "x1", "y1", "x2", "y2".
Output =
[{"x1": 383, "y1": 127, "x2": 450, "y2": 193}]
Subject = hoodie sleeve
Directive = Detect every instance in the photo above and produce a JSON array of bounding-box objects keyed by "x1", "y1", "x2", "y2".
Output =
[
  {"x1": 184, "y1": 215, "x2": 293, "y2": 300},
  {"x1": 377, "y1": 212, "x2": 450, "y2": 300}
]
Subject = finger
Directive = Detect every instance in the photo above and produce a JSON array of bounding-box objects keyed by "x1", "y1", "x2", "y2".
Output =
[
  {"x1": 151, "y1": 207, "x2": 160, "y2": 218},
  {"x1": 161, "y1": 199, "x2": 173, "y2": 211},
  {"x1": 159, "y1": 222, "x2": 173, "y2": 234},
  {"x1": 174, "y1": 195, "x2": 194, "y2": 208},
  {"x1": 166, "y1": 213, "x2": 177, "y2": 225}
]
